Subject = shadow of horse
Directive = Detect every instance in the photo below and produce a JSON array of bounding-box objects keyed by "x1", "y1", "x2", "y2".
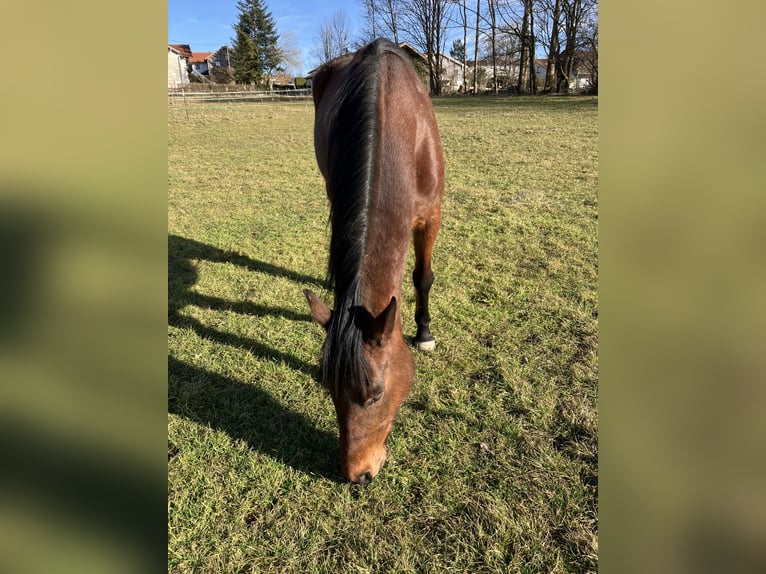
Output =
[{"x1": 168, "y1": 234, "x2": 341, "y2": 481}]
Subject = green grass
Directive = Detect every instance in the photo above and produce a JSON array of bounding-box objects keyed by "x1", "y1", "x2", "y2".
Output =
[{"x1": 168, "y1": 95, "x2": 598, "y2": 573}]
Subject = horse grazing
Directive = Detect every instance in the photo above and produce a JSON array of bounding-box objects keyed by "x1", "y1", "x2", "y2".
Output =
[{"x1": 304, "y1": 39, "x2": 445, "y2": 484}]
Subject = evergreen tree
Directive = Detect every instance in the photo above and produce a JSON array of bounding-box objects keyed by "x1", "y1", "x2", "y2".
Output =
[
  {"x1": 450, "y1": 39, "x2": 465, "y2": 62},
  {"x1": 231, "y1": 0, "x2": 280, "y2": 86},
  {"x1": 253, "y1": 3, "x2": 280, "y2": 77}
]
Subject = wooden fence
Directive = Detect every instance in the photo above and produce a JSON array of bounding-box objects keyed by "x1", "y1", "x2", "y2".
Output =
[{"x1": 168, "y1": 87, "x2": 312, "y2": 104}]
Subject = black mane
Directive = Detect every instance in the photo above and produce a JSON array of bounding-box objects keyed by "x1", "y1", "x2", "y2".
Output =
[
  {"x1": 326, "y1": 38, "x2": 407, "y2": 293},
  {"x1": 320, "y1": 39, "x2": 408, "y2": 401}
]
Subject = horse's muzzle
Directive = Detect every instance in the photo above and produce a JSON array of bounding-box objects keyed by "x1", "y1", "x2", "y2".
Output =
[{"x1": 355, "y1": 471, "x2": 373, "y2": 484}]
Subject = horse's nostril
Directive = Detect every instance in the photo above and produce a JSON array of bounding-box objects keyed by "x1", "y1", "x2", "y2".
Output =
[{"x1": 356, "y1": 471, "x2": 373, "y2": 485}]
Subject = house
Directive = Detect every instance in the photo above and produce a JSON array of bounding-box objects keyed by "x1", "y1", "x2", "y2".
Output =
[
  {"x1": 435, "y1": 52, "x2": 465, "y2": 93},
  {"x1": 395, "y1": 42, "x2": 464, "y2": 93},
  {"x1": 464, "y1": 56, "x2": 548, "y2": 92},
  {"x1": 169, "y1": 44, "x2": 192, "y2": 60},
  {"x1": 569, "y1": 52, "x2": 597, "y2": 92},
  {"x1": 168, "y1": 45, "x2": 189, "y2": 88},
  {"x1": 189, "y1": 52, "x2": 214, "y2": 76},
  {"x1": 210, "y1": 46, "x2": 232, "y2": 69}
]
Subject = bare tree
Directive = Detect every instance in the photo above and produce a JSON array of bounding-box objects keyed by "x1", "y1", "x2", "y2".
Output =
[
  {"x1": 277, "y1": 30, "x2": 303, "y2": 76},
  {"x1": 514, "y1": 1, "x2": 528, "y2": 93},
  {"x1": 557, "y1": 0, "x2": 577, "y2": 92},
  {"x1": 527, "y1": 0, "x2": 537, "y2": 93},
  {"x1": 512, "y1": 0, "x2": 537, "y2": 94},
  {"x1": 527, "y1": 0, "x2": 598, "y2": 93},
  {"x1": 461, "y1": 0, "x2": 468, "y2": 91},
  {"x1": 489, "y1": 0, "x2": 537, "y2": 94},
  {"x1": 314, "y1": 11, "x2": 352, "y2": 65},
  {"x1": 358, "y1": 0, "x2": 378, "y2": 43},
  {"x1": 487, "y1": 0, "x2": 498, "y2": 93},
  {"x1": 580, "y1": 11, "x2": 597, "y2": 93},
  {"x1": 535, "y1": 0, "x2": 596, "y2": 93},
  {"x1": 462, "y1": 0, "x2": 597, "y2": 95},
  {"x1": 355, "y1": 0, "x2": 403, "y2": 45},
  {"x1": 541, "y1": 0, "x2": 562, "y2": 91},
  {"x1": 446, "y1": 0, "x2": 469, "y2": 91},
  {"x1": 482, "y1": 26, "x2": 517, "y2": 90},
  {"x1": 401, "y1": 0, "x2": 453, "y2": 94},
  {"x1": 472, "y1": 0, "x2": 481, "y2": 93},
  {"x1": 381, "y1": 0, "x2": 402, "y2": 42}
]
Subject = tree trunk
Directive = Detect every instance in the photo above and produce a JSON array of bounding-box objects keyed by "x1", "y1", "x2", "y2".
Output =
[
  {"x1": 528, "y1": 0, "x2": 536, "y2": 94},
  {"x1": 472, "y1": 0, "x2": 480, "y2": 93},
  {"x1": 462, "y1": 0, "x2": 468, "y2": 92},
  {"x1": 544, "y1": 0, "x2": 561, "y2": 91},
  {"x1": 559, "y1": 0, "x2": 583, "y2": 93},
  {"x1": 488, "y1": 0, "x2": 497, "y2": 94},
  {"x1": 433, "y1": 0, "x2": 443, "y2": 95},
  {"x1": 385, "y1": 0, "x2": 399, "y2": 43},
  {"x1": 516, "y1": 2, "x2": 529, "y2": 94}
]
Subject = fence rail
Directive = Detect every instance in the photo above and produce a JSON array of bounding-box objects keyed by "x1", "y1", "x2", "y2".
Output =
[{"x1": 168, "y1": 88, "x2": 312, "y2": 103}]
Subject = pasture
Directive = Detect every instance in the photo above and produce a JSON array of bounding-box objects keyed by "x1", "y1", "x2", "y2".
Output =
[{"x1": 168, "y1": 95, "x2": 598, "y2": 573}]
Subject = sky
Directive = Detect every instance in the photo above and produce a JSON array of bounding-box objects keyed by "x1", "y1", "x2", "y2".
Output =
[{"x1": 168, "y1": 0, "x2": 365, "y2": 76}]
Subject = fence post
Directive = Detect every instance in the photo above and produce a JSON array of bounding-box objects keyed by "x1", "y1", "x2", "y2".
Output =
[{"x1": 181, "y1": 85, "x2": 189, "y2": 121}]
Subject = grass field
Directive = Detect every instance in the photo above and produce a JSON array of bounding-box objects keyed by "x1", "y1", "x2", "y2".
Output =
[{"x1": 168, "y1": 95, "x2": 598, "y2": 573}]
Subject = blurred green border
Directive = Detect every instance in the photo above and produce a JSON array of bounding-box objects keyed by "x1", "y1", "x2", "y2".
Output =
[
  {"x1": 1, "y1": 2, "x2": 167, "y2": 573},
  {"x1": 602, "y1": 2, "x2": 766, "y2": 573},
  {"x1": 4, "y1": 1, "x2": 765, "y2": 572}
]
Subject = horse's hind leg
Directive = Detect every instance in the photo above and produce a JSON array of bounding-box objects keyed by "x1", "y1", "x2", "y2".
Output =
[{"x1": 412, "y1": 213, "x2": 441, "y2": 352}]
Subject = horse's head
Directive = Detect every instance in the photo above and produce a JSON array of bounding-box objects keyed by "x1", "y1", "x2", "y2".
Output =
[{"x1": 304, "y1": 289, "x2": 414, "y2": 484}]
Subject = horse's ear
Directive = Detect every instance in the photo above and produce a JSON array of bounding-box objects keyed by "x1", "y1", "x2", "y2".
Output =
[
  {"x1": 312, "y1": 63, "x2": 332, "y2": 106},
  {"x1": 367, "y1": 296, "x2": 397, "y2": 346},
  {"x1": 304, "y1": 289, "x2": 331, "y2": 330}
]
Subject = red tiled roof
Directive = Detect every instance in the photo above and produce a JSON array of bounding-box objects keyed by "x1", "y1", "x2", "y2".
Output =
[
  {"x1": 190, "y1": 52, "x2": 214, "y2": 63},
  {"x1": 169, "y1": 44, "x2": 192, "y2": 59}
]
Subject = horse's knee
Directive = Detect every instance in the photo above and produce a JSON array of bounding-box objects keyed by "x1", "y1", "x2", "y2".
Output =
[{"x1": 412, "y1": 268, "x2": 434, "y2": 292}]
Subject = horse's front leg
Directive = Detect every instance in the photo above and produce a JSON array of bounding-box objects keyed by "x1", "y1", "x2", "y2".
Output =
[{"x1": 412, "y1": 215, "x2": 441, "y2": 352}]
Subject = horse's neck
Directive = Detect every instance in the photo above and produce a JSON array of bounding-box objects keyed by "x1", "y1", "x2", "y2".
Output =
[{"x1": 360, "y1": 232, "x2": 409, "y2": 318}]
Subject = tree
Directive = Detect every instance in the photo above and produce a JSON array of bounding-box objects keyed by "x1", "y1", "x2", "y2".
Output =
[
  {"x1": 447, "y1": 0, "x2": 469, "y2": 92},
  {"x1": 378, "y1": 0, "x2": 402, "y2": 43},
  {"x1": 401, "y1": 0, "x2": 453, "y2": 95},
  {"x1": 533, "y1": 0, "x2": 597, "y2": 93},
  {"x1": 450, "y1": 39, "x2": 466, "y2": 61},
  {"x1": 232, "y1": 18, "x2": 259, "y2": 84},
  {"x1": 315, "y1": 11, "x2": 352, "y2": 65},
  {"x1": 277, "y1": 31, "x2": 303, "y2": 77},
  {"x1": 231, "y1": 0, "x2": 280, "y2": 86},
  {"x1": 472, "y1": 0, "x2": 481, "y2": 93},
  {"x1": 482, "y1": 27, "x2": 517, "y2": 91},
  {"x1": 460, "y1": 0, "x2": 468, "y2": 91},
  {"x1": 542, "y1": 0, "x2": 563, "y2": 91},
  {"x1": 489, "y1": 0, "x2": 537, "y2": 94},
  {"x1": 487, "y1": 0, "x2": 498, "y2": 93},
  {"x1": 356, "y1": 0, "x2": 402, "y2": 44},
  {"x1": 513, "y1": 0, "x2": 536, "y2": 94},
  {"x1": 450, "y1": 37, "x2": 467, "y2": 92},
  {"x1": 358, "y1": 0, "x2": 378, "y2": 43},
  {"x1": 526, "y1": 0, "x2": 537, "y2": 94},
  {"x1": 580, "y1": 12, "x2": 597, "y2": 93}
]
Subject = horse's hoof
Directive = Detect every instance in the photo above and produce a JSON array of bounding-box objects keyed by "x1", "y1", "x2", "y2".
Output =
[{"x1": 415, "y1": 339, "x2": 436, "y2": 352}]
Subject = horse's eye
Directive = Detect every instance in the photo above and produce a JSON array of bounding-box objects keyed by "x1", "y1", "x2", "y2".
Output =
[{"x1": 366, "y1": 390, "x2": 384, "y2": 407}]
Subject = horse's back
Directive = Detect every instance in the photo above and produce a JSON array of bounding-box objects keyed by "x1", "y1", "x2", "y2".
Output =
[
  {"x1": 376, "y1": 48, "x2": 444, "y2": 211},
  {"x1": 311, "y1": 39, "x2": 444, "y2": 309},
  {"x1": 312, "y1": 39, "x2": 444, "y2": 209}
]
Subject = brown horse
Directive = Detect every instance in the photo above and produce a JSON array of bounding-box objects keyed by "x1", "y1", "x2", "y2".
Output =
[{"x1": 304, "y1": 39, "x2": 445, "y2": 484}]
